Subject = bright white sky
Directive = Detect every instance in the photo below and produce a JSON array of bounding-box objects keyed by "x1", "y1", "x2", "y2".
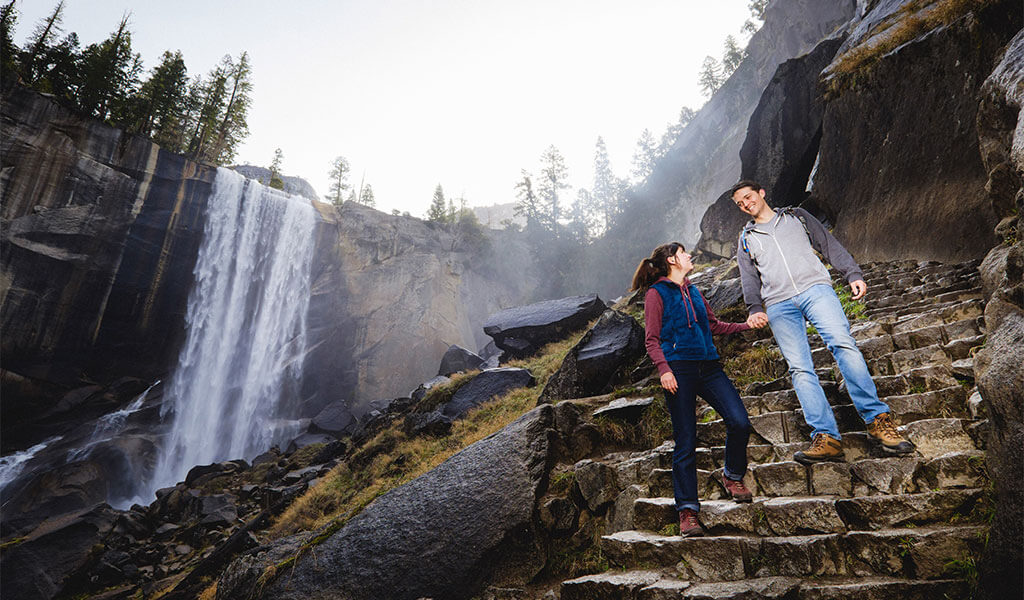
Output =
[{"x1": 15, "y1": 0, "x2": 752, "y2": 216}]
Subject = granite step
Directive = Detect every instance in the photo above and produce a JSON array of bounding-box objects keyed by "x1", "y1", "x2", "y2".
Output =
[
  {"x1": 601, "y1": 524, "x2": 986, "y2": 581},
  {"x1": 645, "y1": 449, "x2": 986, "y2": 504},
  {"x1": 632, "y1": 487, "x2": 984, "y2": 536},
  {"x1": 560, "y1": 571, "x2": 971, "y2": 600}
]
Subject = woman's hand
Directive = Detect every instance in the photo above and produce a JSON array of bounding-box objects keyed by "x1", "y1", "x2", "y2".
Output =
[
  {"x1": 747, "y1": 312, "x2": 769, "y2": 328},
  {"x1": 660, "y1": 371, "x2": 678, "y2": 394}
]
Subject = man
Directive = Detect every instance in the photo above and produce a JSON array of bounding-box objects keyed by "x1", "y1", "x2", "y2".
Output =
[{"x1": 730, "y1": 180, "x2": 914, "y2": 464}]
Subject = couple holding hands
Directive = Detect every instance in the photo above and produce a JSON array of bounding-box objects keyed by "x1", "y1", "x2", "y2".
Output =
[{"x1": 633, "y1": 180, "x2": 913, "y2": 536}]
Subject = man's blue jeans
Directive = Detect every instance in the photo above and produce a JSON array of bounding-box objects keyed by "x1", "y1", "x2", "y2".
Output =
[
  {"x1": 765, "y1": 283, "x2": 890, "y2": 440},
  {"x1": 664, "y1": 360, "x2": 750, "y2": 512}
]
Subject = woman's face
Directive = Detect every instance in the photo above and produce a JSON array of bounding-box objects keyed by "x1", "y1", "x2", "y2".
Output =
[{"x1": 668, "y1": 247, "x2": 693, "y2": 274}]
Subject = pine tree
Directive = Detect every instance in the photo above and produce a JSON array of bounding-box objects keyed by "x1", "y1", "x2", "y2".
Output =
[
  {"x1": 0, "y1": 1, "x2": 18, "y2": 80},
  {"x1": 128, "y1": 50, "x2": 188, "y2": 143},
  {"x1": 658, "y1": 106, "x2": 695, "y2": 158},
  {"x1": 698, "y1": 56, "x2": 724, "y2": 97},
  {"x1": 537, "y1": 145, "x2": 569, "y2": 227},
  {"x1": 31, "y1": 31, "x2": 79, "y2": 101},
  {"x1": 359, "y1": 183, "x2": 375, "y2": 208},
  {"x1": 593, "y1": 136, "x2": 618, "y2": 232},
  {"x1": 208, "y1": 52, "x2": 252, "y2": 164},
  {"x1": 327, "y1": 156, "x2": 350, "y2": 206},
  {"x1": 513, "y1": 170, "x2": 543, "y2": 228},
  {"x1": 722, "y1": 35, "x2": 745, "y2": 76},
  {"x1": 269, "y1": 148, "x2": 284, "y2": 190},
  {"x1": 568, "y1": 188, "x2": 597, "y2": 243},
  {"x1": 78, "y1": 14, "x2": 140, "y2": 121},
  {"x1": 631, "y1": 129, "x2": 657, "y2": 182},
  {"x1": 20, "y1": 0, "x2": 64, "y2": 84},
  {"x1": 743, "y1": 0, "x2": 769, "y2": 34},
  {"x1": 187, "y1": 63, "x2": 229, "y2": 162},
  {"x1": 427, "y1": 184, "x2": 448, "y2": 222}
]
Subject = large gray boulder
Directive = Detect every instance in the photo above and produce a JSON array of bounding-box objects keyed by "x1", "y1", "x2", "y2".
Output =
[
  {"x1": 228, "y1": 405, "x2": 556, "y2": 600},
  {"x1": 438, "y1": 344, "x2": 486, "y2": 376},
  {"x1": 440, "y1": 368, "x2": 536, "y2": 419},
  {"x1": 539, "y1": 309, "x2": 644, "y2": 402},
  {"x1": 484, "y1": 295, "x2": 606, "y2": 360},
  {"x1": 0, "y1": 503, "x2": 120, "y2": 600},
  {"x1": 308, "y1": 401, "x2": 357, "y2": 436}
]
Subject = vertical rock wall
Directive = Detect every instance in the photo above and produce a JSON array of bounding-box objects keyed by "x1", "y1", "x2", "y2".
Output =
[
  {"x1": 1, "y1": 83, "x2": 216, "y2": 428},
  {"x1": 811, "y1": 0, "x2": 1021, "y2": 262},
  {"x1": 974, "y1": 28, "x2": 1024, "y2": 600}
]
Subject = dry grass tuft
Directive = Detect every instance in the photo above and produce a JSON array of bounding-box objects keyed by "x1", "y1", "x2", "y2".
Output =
[
  {"x1": 827, "y1": 0, "x2": 990, "y2": 95},
  {"x1": 723, "y1": 346, "x2": 785, "y2": 387}
]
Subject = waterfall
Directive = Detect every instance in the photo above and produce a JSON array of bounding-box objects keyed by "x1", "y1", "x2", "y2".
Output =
[
  {"x1": 66, "y1": 381, "x2": 158, "y2": 463},
  {"x1": 147, "y1": 167, "x2": 316, "y2": 493}
]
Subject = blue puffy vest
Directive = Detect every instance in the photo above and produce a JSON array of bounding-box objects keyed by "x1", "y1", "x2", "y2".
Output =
[{"x1": 652, "y1": 280, "x2": 720, "y2": 361}]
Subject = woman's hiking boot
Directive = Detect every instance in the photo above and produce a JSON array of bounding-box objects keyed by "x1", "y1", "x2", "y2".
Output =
[
  {"x1": 794, "y1": 433, "x2": 844, "y2": 465},
  {"x1": 678, "y1": 508, "x2": 704, "y2": 537},
  {"x1": 720, "y1": 474, "x2": 753, "y2": 502},
  {"x1": 867, "y1": 412, "x2": 916, "y2": 455}
]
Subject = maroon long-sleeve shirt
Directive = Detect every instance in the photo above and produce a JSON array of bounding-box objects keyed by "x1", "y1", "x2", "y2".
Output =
[{"x1": 644, "y1": 277, "x2": 750, "y2": 376}]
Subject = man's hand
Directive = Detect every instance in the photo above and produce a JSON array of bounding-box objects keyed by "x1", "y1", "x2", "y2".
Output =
[
  {"x1": 747, "y1": 312, "x2": 769, "y2": 329},
  {"x1": 660, "y1": 371, "x2": 678, "y2": 394},
  {"x1": 850, "y1": 279, "x2": 867, "y2": 300}
]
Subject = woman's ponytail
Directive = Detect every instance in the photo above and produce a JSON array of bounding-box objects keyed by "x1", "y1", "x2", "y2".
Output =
[{"x1": 629, "y1": 242, "x2": 685, "y2": 291}]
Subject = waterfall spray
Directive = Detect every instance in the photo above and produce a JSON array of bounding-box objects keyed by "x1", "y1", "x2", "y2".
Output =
[{"x1": 146, "y1": 168, "x2": 316, "y2": 494}]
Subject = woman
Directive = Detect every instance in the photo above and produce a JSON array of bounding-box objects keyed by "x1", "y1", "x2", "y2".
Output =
[{"x1": 631, "y1": 242, "x2": 757, "y2": 537}]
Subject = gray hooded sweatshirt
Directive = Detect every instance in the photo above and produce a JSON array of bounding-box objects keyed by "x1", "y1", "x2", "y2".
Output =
[{"x1": 737, "y1": 207, "x2": 863, "y2": 314}]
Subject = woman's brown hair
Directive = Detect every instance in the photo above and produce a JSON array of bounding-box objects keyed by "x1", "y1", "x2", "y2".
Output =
[{"x1": 630, "y1": 242, "x2": 684, "y2": 291}]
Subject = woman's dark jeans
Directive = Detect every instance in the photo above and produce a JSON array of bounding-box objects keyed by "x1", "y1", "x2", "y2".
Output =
[{"x1": 665, "y1": 359, "x2": 751, "y2": 512}]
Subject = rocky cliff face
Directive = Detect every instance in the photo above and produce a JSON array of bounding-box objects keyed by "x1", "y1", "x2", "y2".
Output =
[
  {"x1": 974, "y1": 27, "x2": 1024, "y2": 600},
  {"x1": 1, "y1": 85, "x2": 539, "y2": 449},
  {"x1": 584, "y1": 0, "x2": 857, "y2": 298},
  {"x1": 303, "y1": 202, "x2": 536, "y2": 416},
  {"x1": 646, "y1": 0, "x2": 857, "y2": 244},
  {"x1": 699, "y1": 0, "x2": 1023, "y2": 262},
  {"x1": 811, "y1": 0, "x2": 1020, "y2": 262},
  {"x1": 228, "y1": 164, "x2": 320, "y2": 202},
  {"x1": 1, "y1": 83, "x2": 216, "y2": 444}
]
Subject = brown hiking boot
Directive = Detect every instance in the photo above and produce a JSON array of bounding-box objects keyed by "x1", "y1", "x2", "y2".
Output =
[
  {"x1": 794, "y1": 433, "x2": 844, "y2": 465},
  {"x1": 867, "y1": 412, "x2": 915, "y2": 455},
  {"x1": 720, "y1": 474, "x2": 753, "y2": 503},
  {"x1": 678, "y1": 508, "x2": 704, "y2": 537}
]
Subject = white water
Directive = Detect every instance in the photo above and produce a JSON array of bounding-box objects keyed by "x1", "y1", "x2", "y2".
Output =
[
  {"x1": 0, "y1": 436, "x2": 62, "y2": 493},
  {"x1": 146, "y1": 168, "x2": 316, "y2": 493},
  {"x1": 66, "y1": 381, "x2": 159, "y2": 462}
]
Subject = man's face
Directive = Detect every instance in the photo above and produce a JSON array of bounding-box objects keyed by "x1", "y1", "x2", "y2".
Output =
[{"x1": 732, "y1": 186, "x2": 767, "y2": 217}]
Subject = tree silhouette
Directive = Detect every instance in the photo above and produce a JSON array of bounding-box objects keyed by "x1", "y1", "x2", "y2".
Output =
[{"x1": 327, "y1": 156, "x2": 351, "y2": 206}]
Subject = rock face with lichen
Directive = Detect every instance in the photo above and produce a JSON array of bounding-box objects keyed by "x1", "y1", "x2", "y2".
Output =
[
  {"x1": 1, "y1": 82, "x2": 216, "y2": 441},
  {"x1": 973, "y1": 27, "x2": 1024, "y2": 600},
  {"x1": 809, "y1": 0, "x2": 1020, "y2": 263}
]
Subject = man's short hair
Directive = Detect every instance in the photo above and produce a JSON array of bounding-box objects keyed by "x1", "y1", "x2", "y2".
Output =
[{"x1": 729, "y1": 179, "x2": 764, "y2": 197}]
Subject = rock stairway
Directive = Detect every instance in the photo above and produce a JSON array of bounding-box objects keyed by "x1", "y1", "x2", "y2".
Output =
[{"x1": 559, "y1": 260, "x2": 989, "y2": 600}]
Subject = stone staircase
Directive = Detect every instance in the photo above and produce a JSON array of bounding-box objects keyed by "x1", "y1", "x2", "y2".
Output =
[{"x1": 558, "y1": 260, "x2": 989, "y2": 600}]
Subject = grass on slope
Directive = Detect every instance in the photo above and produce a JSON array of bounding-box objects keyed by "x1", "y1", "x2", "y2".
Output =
[{"x1": 268, "y1": 324, "x2": 593, "y2": 539}]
